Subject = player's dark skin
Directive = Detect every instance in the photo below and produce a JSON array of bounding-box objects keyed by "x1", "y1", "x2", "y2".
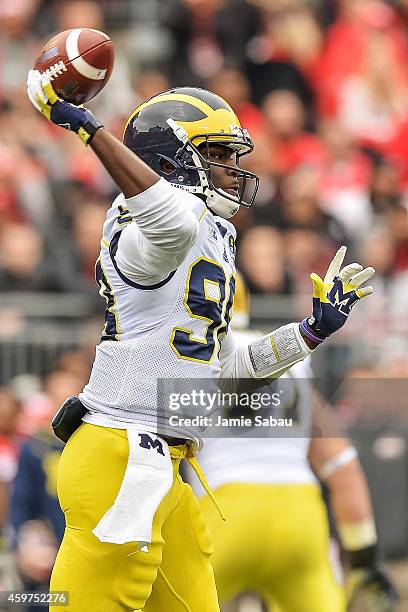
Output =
[
  {"x1": 163, "y1": 143, "x2": 240, "y2": 196},
  {"x1": 89, "y1": 129, "x2": 317, "y2": 348},
  {"x1": 90, "y1": 128, "x2": 158, "y2": 197},
  {"x1": 199, "y1": 143, "x2": 240, "y2": 196}
]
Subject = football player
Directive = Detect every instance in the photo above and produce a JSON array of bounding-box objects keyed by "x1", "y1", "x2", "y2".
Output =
[
  {"x1": 26, "y1": 70, "x2": 375, "y2": 612},
  {"x1": 193, "y1": 274, "x2": 396, "y2": 612}
]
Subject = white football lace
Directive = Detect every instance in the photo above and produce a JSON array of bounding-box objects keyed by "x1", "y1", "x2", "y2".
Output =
[{"x1": 43, "y1": 61, "x2": 68, "y2": 81}]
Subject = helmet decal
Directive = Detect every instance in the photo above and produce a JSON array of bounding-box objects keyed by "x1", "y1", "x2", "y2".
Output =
[{"x1": 131, "y1": 101, "x2": 207, "y2": 131}]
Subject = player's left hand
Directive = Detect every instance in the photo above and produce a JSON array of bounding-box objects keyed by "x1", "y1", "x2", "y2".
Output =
[
  {"x1": 346, "y1": 566, "x2": 398, "y2": 611},
  {"x1": 300, "y1": 246, "x2": 375, "y2": 345},
  {"x1": 26, "y1": 69, "x2": 103, "y2": 145}
]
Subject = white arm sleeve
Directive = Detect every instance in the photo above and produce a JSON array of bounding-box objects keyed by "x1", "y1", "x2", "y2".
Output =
[
  {"x1": 115, "y1": 179, "x2": 199, "y2": 284},
  {"x1": 219, "y1": 323, "x2": 311, "y2": 391}
]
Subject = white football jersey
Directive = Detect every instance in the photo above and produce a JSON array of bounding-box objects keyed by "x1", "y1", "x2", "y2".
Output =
[
  {"x1": 188, "y1": 357, "x2": 317, "y2": 489},
  {"x1": 80, "y1": 179, "x2": 237, "y2": 445}
]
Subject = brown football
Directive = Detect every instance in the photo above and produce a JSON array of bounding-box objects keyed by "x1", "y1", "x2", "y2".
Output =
[{"x1": 34, "y1": 28, "x2": 114, "y2": 104}]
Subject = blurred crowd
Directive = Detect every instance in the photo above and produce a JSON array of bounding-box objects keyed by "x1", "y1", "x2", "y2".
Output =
[
  {"x1": 0, "y1": 361, "x2": 89, "y2": 606},
  {"x1": 1, "y1": 0, "x2": 408, "y2": 604},
  {"x1": 1, "y1": 1, "x2": 408, "y2": 338}
]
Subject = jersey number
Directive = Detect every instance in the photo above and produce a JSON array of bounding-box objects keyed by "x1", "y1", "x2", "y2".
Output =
[
  {"x1": 95, "y1": 257, "x2": 120, "y2": 341},
  {"x1": 170, "y1": 258, "x2": 234, "y2": 363}
]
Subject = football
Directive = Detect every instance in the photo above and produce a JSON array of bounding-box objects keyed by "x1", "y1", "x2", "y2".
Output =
[{"x1": 34, "y1": 28, "x2": 114, "y2": 105}]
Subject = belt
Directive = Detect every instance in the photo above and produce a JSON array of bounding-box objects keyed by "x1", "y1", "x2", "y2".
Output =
[{"x1": 160, "y1": 435, "x2": 187, "y2": 446}]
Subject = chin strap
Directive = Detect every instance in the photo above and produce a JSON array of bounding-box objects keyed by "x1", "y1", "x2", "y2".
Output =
[{"x1": 204, "y1": 187, "x2": 240, "y2": 219}]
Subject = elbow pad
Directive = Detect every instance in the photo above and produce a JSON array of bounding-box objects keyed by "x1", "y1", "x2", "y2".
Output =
[{"x1": 243, "y1": 323, "x2": 311, "y2": 379}]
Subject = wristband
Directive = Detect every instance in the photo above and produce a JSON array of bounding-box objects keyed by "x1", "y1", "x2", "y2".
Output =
[
  {"x1": 318, "y1": 447, "x2": 358, "y2": 480},
  {"x1": 245, "y1": 323, "x2": 310, "y2": 379},
  {"x1": 300, "y1": 318, "x2": 325, "y2": 345},
  {"x1": 77, "y1": 115, "x2": 103, "y2": 145},
  {"x1": 338, "y1": 519, "x2": 378, "y2": 552}
]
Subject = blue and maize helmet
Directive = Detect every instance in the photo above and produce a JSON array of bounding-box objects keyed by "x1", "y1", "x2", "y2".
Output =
[{"x1": 123, "y1": 87, "x2": 259, "y2": 219}]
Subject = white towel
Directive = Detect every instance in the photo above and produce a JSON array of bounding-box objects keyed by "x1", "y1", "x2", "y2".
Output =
[{"x1": 92, "y1": 430, "x2": 173, "y2": 549}]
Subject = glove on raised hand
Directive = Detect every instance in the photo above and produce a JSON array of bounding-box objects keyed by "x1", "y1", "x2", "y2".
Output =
[
  {"x1": 27, "y1": 69, "x2": 103, "y2": 144},
  {"x1": 300, "y1": 246, "x2": 375, "y2": 345}
]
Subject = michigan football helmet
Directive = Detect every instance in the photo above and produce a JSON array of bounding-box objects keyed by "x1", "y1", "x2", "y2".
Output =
[{"x1": 123, "y1": 87, "x2": 259, "y2": 219}]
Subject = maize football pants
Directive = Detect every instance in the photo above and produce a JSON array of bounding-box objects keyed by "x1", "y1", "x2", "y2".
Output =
[
  {"x1": 50, "y1": 423, "x2": 219, "y2": 612},
  {"x1": 200, "y1": 482, "x2": 345, "y2": 612}
]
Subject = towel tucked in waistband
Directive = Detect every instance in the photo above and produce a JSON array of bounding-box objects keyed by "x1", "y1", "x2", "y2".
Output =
[
  {"x1": 92, "y1": 430, "x2": 173, "y2": 549},
  {"x1": 92, "y1": 429, "x2": 224, "y2": 551}
]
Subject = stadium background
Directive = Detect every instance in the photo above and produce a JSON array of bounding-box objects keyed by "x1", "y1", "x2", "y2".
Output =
[{"x1": 1, "y1": 0, "x2": 408, "y2": 609}]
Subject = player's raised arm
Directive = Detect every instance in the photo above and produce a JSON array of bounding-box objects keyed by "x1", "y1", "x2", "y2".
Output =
[
  {"x1": 27, "y1": 70, "x2": 160, "y2": 197},
  {"x1": 27, "y1": 70, "x2": 200, "y2": 283},
  {"x1": 89, "y1": 129, "x2": 160, "y2": 198}
]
